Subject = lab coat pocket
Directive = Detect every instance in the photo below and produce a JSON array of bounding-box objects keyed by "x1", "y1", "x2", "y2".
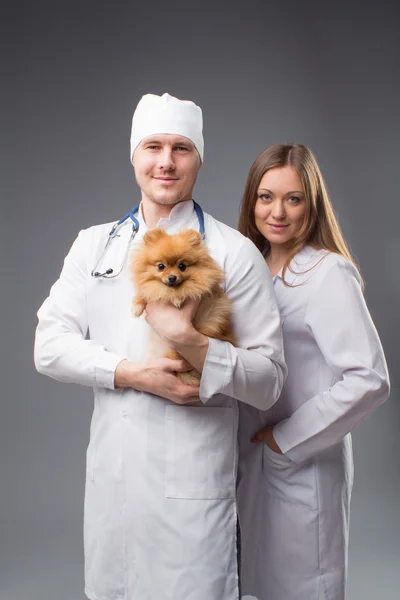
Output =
[
  {"x1": 263, "y1": 444, "x2": 318, "y2": 510},
  {"x1": 165, "y1": 405, "x2": 236, "y2": 499},
  {"x1": 259, "y1": 445, "x2": 321, "y2": 591}
]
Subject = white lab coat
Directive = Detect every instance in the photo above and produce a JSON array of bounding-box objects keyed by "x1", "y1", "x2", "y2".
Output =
[
  {"x1": 237, "y1": 245, "x2": 390, "y2": 600},
  {"x1": 34, "y1": 200, "x2": 286, "y2": 600}
]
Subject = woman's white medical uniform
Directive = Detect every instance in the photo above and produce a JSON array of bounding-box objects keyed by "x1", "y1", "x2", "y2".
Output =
[
  {"x1": 238, "y1": 245, "x2": 389, "y2": 600},
  {"x1": 34, "y1": 200, "x2": 286, "y2": 600}
]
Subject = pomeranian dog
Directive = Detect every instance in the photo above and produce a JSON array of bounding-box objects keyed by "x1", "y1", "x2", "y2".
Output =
[{"x1": 131, "y1": 227, "x2": 235, "y2": 386}]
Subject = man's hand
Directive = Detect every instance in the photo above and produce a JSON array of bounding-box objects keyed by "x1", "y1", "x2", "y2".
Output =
[
  {"x1": 250, "y1": 424, "x2": 283, "y2": 454},
  {"x1": 145, "y1": 299, "x2": 209, "y2": 374},
  {"x1": 144, "y1": 299, "x2": 199, "y2": 345},
  {"x1": 114, "y1": 358, "x2": 200, "y2": 405}
]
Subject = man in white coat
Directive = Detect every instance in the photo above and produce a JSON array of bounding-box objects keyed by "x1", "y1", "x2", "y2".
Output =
[{"x1": 34, "y1": 92, "x2": 286, "y2": 600}]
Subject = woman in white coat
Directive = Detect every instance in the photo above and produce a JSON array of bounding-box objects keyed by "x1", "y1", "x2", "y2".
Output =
[{"x1": 237, "y1": 143, "x2": 390, "y2": 600}]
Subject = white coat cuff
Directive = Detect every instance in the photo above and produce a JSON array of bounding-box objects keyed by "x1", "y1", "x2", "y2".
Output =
[
  {"x1": 271, "y1": 420, "x2": 290, "y2": 451},
  {"x1": 272, "y1": 420, "x2": 303, "y2": 464},
  {"x1": 94, "y1": 351, "x2": 126, "y2": 390},
  {"x1": 199, "y1": 338, "x2": 232, "y2": 404}
]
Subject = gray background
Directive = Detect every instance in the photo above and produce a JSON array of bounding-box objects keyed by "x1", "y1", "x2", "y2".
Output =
[{"x1": 3, "y1": 0, "x2": 399, "y2": 598}]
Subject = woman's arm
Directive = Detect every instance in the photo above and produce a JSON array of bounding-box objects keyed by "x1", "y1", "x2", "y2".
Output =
[{"x1": 273, "y1": 259, "x2": 390, "y2": 463}]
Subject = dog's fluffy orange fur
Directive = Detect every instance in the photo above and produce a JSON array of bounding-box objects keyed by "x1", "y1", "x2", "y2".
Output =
[{"x1": 131, "y1": 228, "x2": 235, "y2": 385}]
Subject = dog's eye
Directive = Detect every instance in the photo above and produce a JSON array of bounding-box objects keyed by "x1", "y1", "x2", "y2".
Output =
[
  {"x1": 157, "y1": 264, "x2": 165, "y2": 272},
  {"x1": 178, "y1": 263, "x2": 187, "y2": 272}
]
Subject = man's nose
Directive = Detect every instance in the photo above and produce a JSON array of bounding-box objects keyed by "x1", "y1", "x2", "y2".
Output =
[{"x1": 158, "y1": 149, "x2": 175, "y2": 170}]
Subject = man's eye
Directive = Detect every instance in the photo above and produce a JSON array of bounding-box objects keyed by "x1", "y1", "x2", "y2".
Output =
[
  {"x1": 176, "y1": 146, "x2": 189, "y2": 151},
  {"x1": 157, "y1": 264, "x2": 165, "y2": 271},
  {"x1": 178, "y1": 264, "x2": 187, "y2": 272}
]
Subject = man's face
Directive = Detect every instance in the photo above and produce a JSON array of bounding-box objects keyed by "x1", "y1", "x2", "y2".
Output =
[{"x1": 132, "y1": 134, "x2": 202, "y2": 207}]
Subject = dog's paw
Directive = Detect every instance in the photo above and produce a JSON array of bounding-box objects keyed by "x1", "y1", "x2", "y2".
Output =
[
  {"x1": 177, "y1": 369, "x2": 201, "y2": 386},
  {"x1": 171, "y1": 298, "x2": 185, "y2": 309},
  {"x1": 131, "y1": 299, "x2": 146, "y2": 317}
]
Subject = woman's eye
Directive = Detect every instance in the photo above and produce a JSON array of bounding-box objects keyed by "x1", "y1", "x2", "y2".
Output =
[
  {"x1": 157, "y1": 264, "x2": 165, "y2": 271},
  {"x1": 287, "y1": 196, "x2": 301, "y2": 204},
  {"x1": 178, "y1": 263, "x2": 187, "y2": 272},
  {"x1": 259, "y1": 194, "x2": 272, "y2": 202}
]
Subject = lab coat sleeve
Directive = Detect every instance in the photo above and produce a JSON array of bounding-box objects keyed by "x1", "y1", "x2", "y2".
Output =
[
  {"x1": 34, "y1": 230, "x2": 125, "y2": 389},
  {"x1": 200, "y1": 237, "x2": 287, "y2": 410},
  {"x1": 273, "y1": 259, "x2": 390, "y2": 464}
]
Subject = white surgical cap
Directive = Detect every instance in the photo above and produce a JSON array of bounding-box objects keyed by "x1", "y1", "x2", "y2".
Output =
[{"x1": 130, "y1": 93, "x2": 204, "y2": 162}]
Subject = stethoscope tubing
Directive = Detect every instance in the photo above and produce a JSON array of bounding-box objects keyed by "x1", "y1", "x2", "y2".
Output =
[{"x1": 91, "y1": 201, "x2": 205, "y2": 279}]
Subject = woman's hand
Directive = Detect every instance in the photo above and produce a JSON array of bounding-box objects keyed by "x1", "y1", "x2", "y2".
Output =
[{"x1": 251, "y1": 424, "x2": 283, "y2": 454}]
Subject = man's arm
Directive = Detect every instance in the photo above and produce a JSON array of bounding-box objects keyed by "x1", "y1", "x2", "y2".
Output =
[
  {"x1": 34, "y1": 229, "x2": 199, "y2": 403},
  {"x1": 34, "y1": 230, "x2": 125, "y2": 388},
  {"x1": 146, "y1": 235, "x2": 287, "y2": 410},
  {"x1": 114, "y1": 358, "x2": 199, "y2": 404}
]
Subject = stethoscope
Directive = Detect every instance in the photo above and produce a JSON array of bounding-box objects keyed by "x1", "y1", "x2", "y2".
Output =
[{"x1": 91, "y1": 200, "x2": 205, "y2": 279}]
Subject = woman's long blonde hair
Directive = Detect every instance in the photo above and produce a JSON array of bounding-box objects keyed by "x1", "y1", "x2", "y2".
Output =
[{"x1": 238, "y1": 143, "x2": 361, "y2": 285}]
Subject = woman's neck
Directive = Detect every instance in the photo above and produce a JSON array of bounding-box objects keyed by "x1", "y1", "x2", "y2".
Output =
[{"x1": 266, "y1": 244, "x2": 291, "y2": 277}]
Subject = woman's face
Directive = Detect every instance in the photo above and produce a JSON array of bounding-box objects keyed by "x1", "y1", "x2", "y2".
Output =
[{"x1": 254, "y1": 166, "x2": 307, "y2": 250}]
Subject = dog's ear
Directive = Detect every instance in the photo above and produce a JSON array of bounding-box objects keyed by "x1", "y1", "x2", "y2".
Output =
[
  {"x1": 143, "y1": 228, "x2": 166, "y2": 245},
  {"x1": 181, "y1": 229, "x2": 202, "y2": 246}
]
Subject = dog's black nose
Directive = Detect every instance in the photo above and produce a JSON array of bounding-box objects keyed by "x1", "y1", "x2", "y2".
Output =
[{"x1": 167, "y1": 274, "x2": 177, "y2": 286}]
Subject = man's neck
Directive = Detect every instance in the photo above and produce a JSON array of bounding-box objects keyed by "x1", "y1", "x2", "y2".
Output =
[
  {"x1": 140, "y1": 199, "x2": 173, "y2": 228},
  {"x1": 140, "y1": 197, "x2": 190, "y2": 228}
]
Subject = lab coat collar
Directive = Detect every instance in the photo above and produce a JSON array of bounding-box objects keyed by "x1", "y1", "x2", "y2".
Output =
[
  {"x1": 136, "y1": 199, "x2": 196, "y2": 233},
  {"x1": 273, "y1": 245, "x2": 324, "y2": 285}
]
